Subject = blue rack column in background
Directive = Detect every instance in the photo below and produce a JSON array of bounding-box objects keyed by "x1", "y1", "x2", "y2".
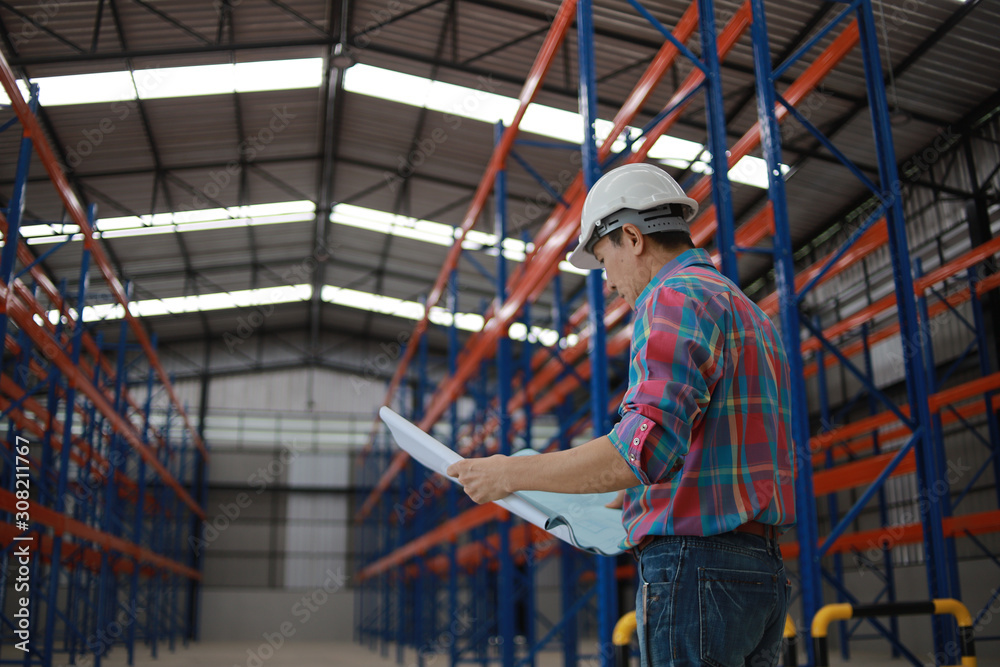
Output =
[
  {"x1": 493, "y1": 120, "x2": 515, "y2": 667},
  {"x1": 747, "y1": 1, "x2": 823, "y2": 663},
  {"x1": 575, "y1": 0, "x2": 618, "y2": 664},
  {"x1": 855, "y1": 0, "x2": 957, "y2": 660}
]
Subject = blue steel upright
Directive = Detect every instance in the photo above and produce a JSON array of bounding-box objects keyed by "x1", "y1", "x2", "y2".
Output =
[
  {"x1": 0, "y1": 84, "x2": 37, "y2": 382},
  {"x1": 747, "y1": 1, "x2": 822, "y2": 663},
  {"x1": 855, "y1": 0, "x2": 954, "y2": 660},
  {"x1": 575, "y1": 0, "x2": 617, "y2": 663},
  {"x1": 42, "y1": 215, "x2": 93, "y2": 666},
  {"x1": 494, "y1": 120, "x2": 518, "y2": 667},
  {"x1": 447, "y1": 269, "x2": 460, "y2": 667},
  {"x1": 696, "y1": 0, "x2": 738, "y2": 283}
]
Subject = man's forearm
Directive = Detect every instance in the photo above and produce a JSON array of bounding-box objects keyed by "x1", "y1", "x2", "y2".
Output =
[
  {"x1": 503, "y1": 436, "x2": 640, "y2": 495},
  {"x1": 446, "y1": 435, "x2": 641, "y2": 503}
]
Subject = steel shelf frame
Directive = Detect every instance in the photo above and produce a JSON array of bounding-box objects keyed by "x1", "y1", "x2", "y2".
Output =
[
  {"x1": 354, "y1": 0, "x2": 745, "y2": 665},
  {"x1": 750, "y1": 2, "x2": 1000, "y2": 666},
  {"x1": 0, "y1": 48, "x2": 207, "y2": 667},
  {"x1": 354, "y1": 2, "x2": 1000, "y2": 667}
]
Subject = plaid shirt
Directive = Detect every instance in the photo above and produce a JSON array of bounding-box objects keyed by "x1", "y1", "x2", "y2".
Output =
[{"x1": 608, "y1": 248, "x2": 796, "y2": 549}]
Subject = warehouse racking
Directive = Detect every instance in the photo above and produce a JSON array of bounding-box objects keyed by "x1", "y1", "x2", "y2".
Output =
[
  {"x1": 0, "y1": 52, "x2": 208, "y2": 667},
  {"x1": 352, "y1": 1, "x2": 1000, "y2": 666}
]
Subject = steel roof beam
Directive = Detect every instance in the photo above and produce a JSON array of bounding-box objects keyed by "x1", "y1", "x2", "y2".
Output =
[
  {"x1": 365, "y1": 6, "x2": 456, "y2": 340},
  {"x1": 127, "y1": 0, "x2": 212, "y2": 45},
  {"x1": 307, "y1": 0, "x2": 349, "y2": 360}
]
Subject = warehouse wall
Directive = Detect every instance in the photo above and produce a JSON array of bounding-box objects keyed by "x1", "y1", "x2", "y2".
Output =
[{"x1": 155, "y1": 330, "x2": 392, "y2": 642}]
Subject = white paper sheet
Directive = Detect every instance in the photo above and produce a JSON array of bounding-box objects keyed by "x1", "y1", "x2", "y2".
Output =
[{"x1": 379, "y1": 406, "x2": 574, "y2": 543}]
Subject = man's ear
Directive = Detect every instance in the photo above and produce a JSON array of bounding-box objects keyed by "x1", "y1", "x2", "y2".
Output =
[{"x1": 623, "y1": 223, "x2": 644, "y2": 256}]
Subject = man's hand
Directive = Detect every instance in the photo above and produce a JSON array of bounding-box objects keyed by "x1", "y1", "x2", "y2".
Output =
[{"x1": 446, "y1": 455, "x2": 512, "y2": 504}]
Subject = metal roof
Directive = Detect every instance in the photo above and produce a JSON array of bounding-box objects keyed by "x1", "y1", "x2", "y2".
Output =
[{"x1": 1, "y1": 0, "x2": 997, "y2": 365}]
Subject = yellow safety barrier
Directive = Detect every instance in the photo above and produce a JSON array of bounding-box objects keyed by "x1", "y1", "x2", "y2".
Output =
[
  {"x1": 812, "y1": 599, "x2": 976, "y2": 667},
  {"x1": 613, "y1": 611, "x2": 637, "y2": 667}
]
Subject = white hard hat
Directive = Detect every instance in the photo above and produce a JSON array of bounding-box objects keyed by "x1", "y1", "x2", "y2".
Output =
[{"x1": 567, "y1": 162, "x2": 699, "y2": 270}]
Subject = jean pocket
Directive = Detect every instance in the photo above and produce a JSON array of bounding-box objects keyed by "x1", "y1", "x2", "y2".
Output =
[
  {"x1": 698, "y1": 566, "x2": 776, "y2": 667},
  {"x1": 640, "y1": 580, "x2": 673, "y2": 667}
]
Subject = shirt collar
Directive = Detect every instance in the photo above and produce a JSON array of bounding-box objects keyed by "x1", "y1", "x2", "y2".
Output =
[{"x1": 634, "y1": 248, "x2": 716, "y2": 310}]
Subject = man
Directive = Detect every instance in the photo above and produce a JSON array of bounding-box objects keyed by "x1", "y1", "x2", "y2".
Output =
[{"x1": 447, "y1": 162, "x2": 795, "y2": 666}]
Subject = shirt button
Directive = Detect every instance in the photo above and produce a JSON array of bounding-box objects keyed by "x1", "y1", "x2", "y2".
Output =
[
  {"x1": 640, "y1": 423, "x2": 648, "y2": 431},
  {"x1": 632, "y1": 438, "x2": 640, "y2": 445},
  {"x1": 629, "y1": 454, "x2": 635, "y2": 461}
]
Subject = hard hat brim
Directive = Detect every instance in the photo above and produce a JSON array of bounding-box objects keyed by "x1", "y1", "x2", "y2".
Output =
[{"x1": 567, "y1": 241, "x2": 604, "y2": 271}]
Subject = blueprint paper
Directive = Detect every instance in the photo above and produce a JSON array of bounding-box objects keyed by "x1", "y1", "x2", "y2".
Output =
[{"x1": 379, "y1": 407, "x2": 626, "y2": 556}]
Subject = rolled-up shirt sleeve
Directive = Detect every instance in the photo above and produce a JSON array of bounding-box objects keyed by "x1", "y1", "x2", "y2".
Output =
[{"x1": 609, "y1": 288, "x2": 725, "y2": 486}]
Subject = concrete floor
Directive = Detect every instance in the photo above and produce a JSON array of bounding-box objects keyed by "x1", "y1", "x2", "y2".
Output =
[{"x1": 90, "y1": 641, "x2": 904, "y2": 666}]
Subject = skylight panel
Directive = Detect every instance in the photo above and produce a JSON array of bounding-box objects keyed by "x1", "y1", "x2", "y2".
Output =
[
  {"x1": 518, "y1": 104, "x2": 584, "y2": 144},
  {"x1": 63, "y1": 284, "x2": 313, "y2": 323},
  {"x1": 141, "y1": 63, "x2": 236, "y2": 100},
  {"x1": 1, "y1": 58, "x2": 325, "y2": 107},
  {"x1": 35, "y1": 71, "x2": 135, "y2": 106},
  {"x1": 53, "y1": 280, "x2": 577, "y2": 348},
  {"x1": 342, "y1": 65, "x2": 433, "y2": 107},
  {"x1": 645, "y1": 135, "x2": 705, "y2": 162},
  {"x1": 234, "y1": 59, "x2": 324, "y2": 93},
  {"x1": 320, "y1": 285, "x2": 573, "y2": 343},
  {"x1": 21, "y1": 201, "x2": 316, "y2": 245},
  {"x1": 424, "y1": 79, "x2": 517, "y2": 124},
  {"x1": 345, "y1": 64, "x2": 791, "y2": 189}
]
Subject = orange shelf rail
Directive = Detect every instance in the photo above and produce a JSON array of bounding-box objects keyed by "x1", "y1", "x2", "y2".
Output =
[
  {"x1": 0, "y1": 523, "x2": 166, "y2": 578},
  {"x1": 0, "y1": 491, "x2": 200, "y2": 578},
  {"x1": 780, "y1": 510, "x2": 1000, "y2": 560},
  {"x1": 0, "y1": 216, "x2": 172, "y2": 452},
  {"x1": 822, "y1": 394, "x2": 1000, "y2": 466},
  {"x1": 0, "y1": 49, "x2": 205, "y2": 462},
  {"x1": 0, "y1": 281, "x2": 204, "y2": 518},
  {"x1": 0, "y1": 379, "x2": 160, "y2": 513},
  {"x1": 810, "y1": 371, "x2": 1000, "y2": 454}
]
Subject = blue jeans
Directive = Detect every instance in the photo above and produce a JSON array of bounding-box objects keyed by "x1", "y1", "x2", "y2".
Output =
[{"x1": 635, "y1": 532, "x2": 790, "y2": 666}]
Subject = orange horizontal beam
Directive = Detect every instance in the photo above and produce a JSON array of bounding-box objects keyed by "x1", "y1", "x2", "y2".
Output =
[
  {"x1": 413, "y1": 523, "x2": 559, "y2": 578},
  {"x1": 801, "y1": 235, "x2": 1000, "y2": 360},
  {"x1": 0, "y1": 216, "x2": 170, "y2": 454},
  {"x1": 1, "y1": 285, "x2": 205, "y2": 518},
  {"x1": 915, "y1": 235, "x2": 1000, "y2": 294},
  {"x1": 0, "y1": 490, "x2": 199, "y2": 579},
  {"x1": 821, "y1": 394, "x2": 1000, "y2": 466},
  {"x1": 357, "y1": 503, "x2": 504, "y2": 580},
  {"x1": 810, "y1": 371, "x2": 1000, "y2": 452},
  {"x1": 781, "y1": 510, "x2": 1000, "y2": 560},
  {"x1": 811, "y1": 450, "x2": 917, "y2": 497},
  {"x1": 0, "y1": 379, "x2": 159, "y2": 514},
  {"x1": 0, "y1": 524, "x2": 163, "y2": 579},
  {"x1": 804, "y1": 263, "x2": 1000, "y2": 379},
  {"x1": 759, "y1": 220, "x2": 888, "y2": 317}
]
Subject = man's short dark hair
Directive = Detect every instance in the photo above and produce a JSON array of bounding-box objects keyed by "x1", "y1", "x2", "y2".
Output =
[{"x1": 605, "y1": 227, "x2": 695, "y2": 253}]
